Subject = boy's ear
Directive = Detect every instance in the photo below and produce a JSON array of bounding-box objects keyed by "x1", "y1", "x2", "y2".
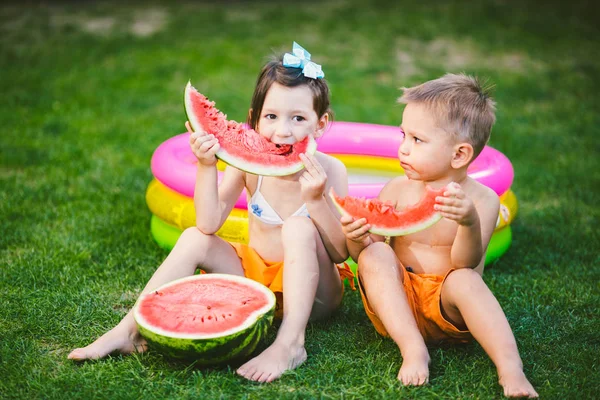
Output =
[
  {"x1": 451, "y1": 142, "x2": 474, "y2": 169},
  {"x1": 314, "y1": 113, "x2": 329, "y2": 138}
]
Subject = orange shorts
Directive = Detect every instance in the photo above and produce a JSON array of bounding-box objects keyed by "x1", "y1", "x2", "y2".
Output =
[
  {"x1": 230, "y1": 243, "x2": 355, "y2": 319},
  {"x1": 358, "y1": 265, "x2": 472, "y2": 344}
]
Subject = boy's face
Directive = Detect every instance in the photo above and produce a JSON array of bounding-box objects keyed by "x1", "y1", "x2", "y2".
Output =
[
  {"x1": 398, "y1": 102, "x2": 457, "y2": 181},
  {"x1": 257, "y1": 82, "x2": 327, "y2": 145}
]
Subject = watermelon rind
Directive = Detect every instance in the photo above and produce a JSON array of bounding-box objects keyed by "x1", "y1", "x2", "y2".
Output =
[
  {"x1": 184, "y1": 81, "x2": 317, "y2": 177},
  {"x1": 133, "y1": 274, "x2": 275, "y2": 364},
  {"x1": 329, "y1": 187, "x2": 443, "y2": 237}
]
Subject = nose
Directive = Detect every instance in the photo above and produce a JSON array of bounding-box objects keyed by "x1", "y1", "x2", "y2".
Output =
[
  {"x1": 398, "y1": 137, "x2": 411, "y2": 156},
  {"x1": 275, "y1": 120, "x2": 293, "y2": 138}
]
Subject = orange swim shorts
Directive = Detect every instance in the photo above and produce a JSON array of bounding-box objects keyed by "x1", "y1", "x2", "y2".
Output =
[
  {"x1": 358, "y1": 265, "x2": 472, "y2": 344},
  {"x1": 230, "y1": 242, "x2": 355, "y2": 319}
]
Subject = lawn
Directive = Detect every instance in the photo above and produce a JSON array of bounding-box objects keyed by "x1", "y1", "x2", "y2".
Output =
[{"x1": 1, "y1": 0, "x2": 599, "y2": 399}]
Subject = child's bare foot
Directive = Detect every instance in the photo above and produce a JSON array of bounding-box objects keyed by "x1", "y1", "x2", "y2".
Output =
[
  {"x1": 499, "y1": 369, "x2": 538, "y2": 398},
  {"x1": 397, "y1": 348, "x2": 430, "y2": 386},
  {"x1": 236, "y1": 340, "x2": 307, "y2": 383},
  {"x1": 68, "y1": 325, "x2": 147, "y2": 361}
]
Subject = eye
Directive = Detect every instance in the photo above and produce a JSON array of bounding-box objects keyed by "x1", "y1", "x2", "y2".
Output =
[
  {"x1": 264, "y1": 114, "x2": 276, "y2": 120},
  {"x1": 293, "y1": 115, "x2": 305, "y2": 122},
  {"x1": 414, "y1": 136, "x2": 422, "y2": 143}
]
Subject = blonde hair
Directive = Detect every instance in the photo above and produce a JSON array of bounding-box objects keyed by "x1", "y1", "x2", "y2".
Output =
[{"x1": 398, "y1": 73, "x2": 496, "y2": 157}]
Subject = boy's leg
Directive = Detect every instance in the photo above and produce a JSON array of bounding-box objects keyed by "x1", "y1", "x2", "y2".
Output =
[
  {"x1": 358, "y1": 242, "x2": 430, "y2": 386},
  {"x1": 440, "y1": 268, "x2": 538, "y2": 398},
  {"x1": 237, "y1": 216, "x2": 342, "y2": 383},
  {"x1": 68, "y1": 228, "x2": 244, "y2": 361}
]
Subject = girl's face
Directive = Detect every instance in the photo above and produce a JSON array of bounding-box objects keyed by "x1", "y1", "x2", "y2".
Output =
[
  {"x1": 398, "y1": 102, "x2": 457, "y2": 182},
  {"x1": 257, "y1": 82, "x2": 328, "y2": 144}
]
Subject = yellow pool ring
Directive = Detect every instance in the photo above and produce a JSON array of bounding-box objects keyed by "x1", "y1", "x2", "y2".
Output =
[
  {"x1": 497, "y1": 189, "x2": 518, "y2": 230},
  {"x1": 216, "y1": 154, "x2": 403, "y2": 175},
  {"x1": 146, "y1": 179, "x2": 518, "y2": 242},
  {"x1": 146, "y1": 179, "x2": 249, "y2": 244}
]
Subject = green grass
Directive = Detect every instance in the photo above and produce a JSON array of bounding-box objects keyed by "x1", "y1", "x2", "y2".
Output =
[{"x1": 1, "y1": 0, "x2": 599, "y2": 398}]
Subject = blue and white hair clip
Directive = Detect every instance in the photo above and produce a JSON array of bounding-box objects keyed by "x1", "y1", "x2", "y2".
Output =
[{"x1": 282, "y1": 42, "x2": 324, "y2": 79}]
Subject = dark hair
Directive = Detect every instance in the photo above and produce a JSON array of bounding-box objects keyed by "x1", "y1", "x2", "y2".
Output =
[{"x1": 247, "y1": 57, "x2": 332, "y2": 130}]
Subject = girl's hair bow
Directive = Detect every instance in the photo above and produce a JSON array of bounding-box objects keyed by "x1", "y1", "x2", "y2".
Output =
[{"x1": 282, "y1": 42, "x2": 324, "y2": 79}]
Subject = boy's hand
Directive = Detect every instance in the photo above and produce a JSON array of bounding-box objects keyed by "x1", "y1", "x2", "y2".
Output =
[
  {"x1": 341, "y1": 215, "x2": 371, "y2": 246},
  {"x1": 187, "y1": 121, "x2": 219, "y2": 167},
  {"x1": 299, "y1": 153, "x2": 327, "y2": 202},
  {"x1": 434, "y1": 182, "x2": 478, "y2": 226}
]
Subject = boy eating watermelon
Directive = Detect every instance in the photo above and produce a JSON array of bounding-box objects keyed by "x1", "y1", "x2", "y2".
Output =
[{"x1": 341, "y1": 73, "x2": 537, "y2": 398}]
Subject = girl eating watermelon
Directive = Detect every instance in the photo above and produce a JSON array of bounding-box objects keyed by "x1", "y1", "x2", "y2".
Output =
[{"x1": 68, "y1": 42, "x2": 351, "y2": 384}]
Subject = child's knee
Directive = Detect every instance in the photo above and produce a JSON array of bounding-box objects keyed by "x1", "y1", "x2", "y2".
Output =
[
  {"x1": 178, "y1": 227, "x2": 213, "y2": 251},
  {"x1": 444, "y1": 268, "x2": 487, "y2": 299},
  {"x1": 357, "y1": 242, "x2": 396, "y2": 276},
  {"x1": 281, "y1": 216, "x2": 318, "y2": 242}
]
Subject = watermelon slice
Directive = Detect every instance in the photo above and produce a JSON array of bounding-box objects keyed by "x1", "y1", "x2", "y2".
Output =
[
  {"x1": 133, "y1": 274, "x2": 275, "y2": 364},
  {"x1": 329, "y1": 186, "x2": 444, "y2": 236},
  {"x1": 184, "y1": 81, "x2": 317, "y2": 176}
]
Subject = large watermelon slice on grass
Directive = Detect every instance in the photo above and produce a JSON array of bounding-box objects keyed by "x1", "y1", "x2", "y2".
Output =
[
  {"x1": 133, "y1": 274, "x2": 275, "y2": 364},
  {"x1": 184, "y1": 81, "x2": 317, "y2": 176},
  {"x1": 329, "y1": 186, "x2": 444, "y2": 236}
]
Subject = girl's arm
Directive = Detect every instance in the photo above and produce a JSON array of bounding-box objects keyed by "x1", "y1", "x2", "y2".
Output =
[
  {"x1": 188, "y1": 122, "x2": 245, "y2": 234},
  {"x1": 300, "y1": 153, "x2": 349, "y2": 264},
  {"x1": 194, "y1": 165, "x2": 245, "y2": 234}
]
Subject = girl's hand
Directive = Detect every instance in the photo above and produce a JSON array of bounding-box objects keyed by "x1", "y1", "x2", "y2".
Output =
[
  {"x1": 299, "y1": 153, "x2": 327, "y2": 202},
  {"x1": 187, "y1": 121, "x2": 219, "y2": 167},
  {"x1": 341, "y1": 215, "x2": 371, "y2": 246},
  {"x1": 434, "y1": 182, "x2": 478, "y2": 226}
]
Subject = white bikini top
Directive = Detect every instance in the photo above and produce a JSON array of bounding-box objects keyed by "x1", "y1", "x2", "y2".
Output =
[{"x1": 248, "y1": 176, "x2": 310, "y2": 225}]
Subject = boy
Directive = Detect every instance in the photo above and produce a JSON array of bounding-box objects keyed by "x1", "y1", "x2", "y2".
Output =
[{"x1": 341, "y1": 73, "x2": 538, "y2": 398}]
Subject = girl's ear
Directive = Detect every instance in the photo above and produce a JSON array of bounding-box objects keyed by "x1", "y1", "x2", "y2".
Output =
[
  {"x1": 451, "y1": 142, "x2": 474, "y2": 169},
  {"x1": 314, "y1": 113, "x2": 330, "y2": 138}
]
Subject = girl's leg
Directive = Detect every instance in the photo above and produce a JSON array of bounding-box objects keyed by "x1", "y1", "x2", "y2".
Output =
[
  {"x1": 440, "y1": 268, "x2": 538, "y2": 398},
  {"x1": 358, "y1": 242, "x2": 430, "y2": 386},
  {"x1": 237, "y1": 216, "x2": 341, "y2": 383},
  {"x1": 68, "y1": 228, "x2": 243, "y2": 360}
]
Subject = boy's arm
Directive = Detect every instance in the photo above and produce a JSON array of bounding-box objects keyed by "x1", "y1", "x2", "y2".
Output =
[
  {"x1": 194, "y1": 165, "x2": 245, "y2": 234},
  {"x1": 436, "y1": 183, "x2": 500, "y2": 269}
]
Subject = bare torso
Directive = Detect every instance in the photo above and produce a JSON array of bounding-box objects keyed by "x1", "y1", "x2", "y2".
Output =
[
  {"x1": 382, "y1": 176, "x2": 494, "y2": 275},
  {"x1": 244, "y1": 152, "x2": 337, "y2": 262}
]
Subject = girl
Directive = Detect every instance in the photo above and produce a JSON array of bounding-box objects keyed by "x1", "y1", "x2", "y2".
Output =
[{"x1": 68, "y1": 42, "x2": 350, "y2": 383}]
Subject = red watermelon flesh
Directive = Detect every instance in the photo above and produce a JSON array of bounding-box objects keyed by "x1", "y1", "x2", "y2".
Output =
[
  {"x1": 138, "y1": 277, "x2": 271, "y2": 336},
  {"x1": 133, "y1": 274, "x2": 275, "y2": 363},
  {"x1": 330, "y1": 186, "x2": 444, "y2": 236},
  {"x1": 184, "y1": 81, "x2": 317, "y2": 176}
]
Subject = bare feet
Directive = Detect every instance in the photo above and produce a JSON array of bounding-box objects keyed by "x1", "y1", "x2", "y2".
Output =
[
  {"x1": 499, "y1": 369, "x2": 538, "y2": 398},
  {"x1": 67, "y1": 325, "x2": 147, "y2": 361},
  {"x1": 397, "y1": 348, "x2": 430, "y2": 386},
  {"x1": 236, "y1": 340, "x2": 307, "y2": 383}
]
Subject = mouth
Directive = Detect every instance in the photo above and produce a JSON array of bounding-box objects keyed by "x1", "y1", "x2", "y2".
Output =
[{"x1": 270, "y1": 143, "x2": 294, "y2": 156}]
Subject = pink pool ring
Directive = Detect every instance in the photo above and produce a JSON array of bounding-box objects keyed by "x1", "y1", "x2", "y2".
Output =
[{"x1": 151, "y1": 121, "x2": 514, "y2": 209}]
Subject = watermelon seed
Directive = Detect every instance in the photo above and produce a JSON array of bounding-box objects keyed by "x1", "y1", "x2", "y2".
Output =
[
  {"x1": 222, "y1": 314, "x2": 226, "y2": 319},
  {"x1": 208, "y1": 316, "x2": 212, "y2": 320},
  {"x1": 207, "y1": 305, "x2": 211, "y2": 310}
]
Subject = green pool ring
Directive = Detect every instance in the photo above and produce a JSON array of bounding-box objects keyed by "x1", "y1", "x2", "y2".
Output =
[{"x1": 151, "y1": 215, "x2": 512, "y2": 290}]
